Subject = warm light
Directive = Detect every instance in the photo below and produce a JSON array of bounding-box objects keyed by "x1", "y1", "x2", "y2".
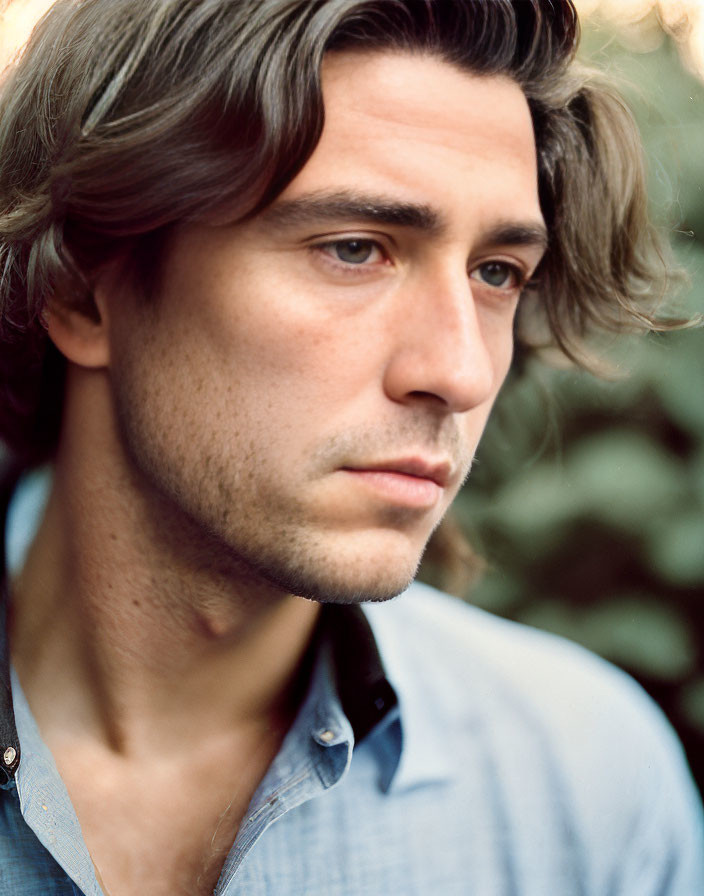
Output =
[
  {"x1": 574, "y1": 0, "x2": 704, "y2": 78},
  {"x1": 0, "y1": 0, "x2": 56, "y2": 71},
  {"x1": 1, "y1": 0, "x2": 704, "y2": 81}
]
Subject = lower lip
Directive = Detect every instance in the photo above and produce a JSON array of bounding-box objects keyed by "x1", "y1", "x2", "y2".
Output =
[{"x1": 342, "y1": 469, "x2": 443, "y2": 508}]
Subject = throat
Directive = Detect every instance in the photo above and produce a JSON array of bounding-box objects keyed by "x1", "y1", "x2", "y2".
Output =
[
  {"x1": 10, "y1": 490, "x2": 322, "y2": 756},
  {"x1": 51, "y1": 720, "x2": 287, "y2": 896}
]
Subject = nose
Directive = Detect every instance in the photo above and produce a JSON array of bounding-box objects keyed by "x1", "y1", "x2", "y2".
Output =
[{"x1": 382, "y1": 267, "x2": 502, "y2": 413}]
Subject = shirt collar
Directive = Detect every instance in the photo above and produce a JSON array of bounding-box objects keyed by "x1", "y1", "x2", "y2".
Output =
[
  {"x1": 320, "y1": 601, "x2": 398, "y2": 746},
  {"x1": 0, "y1": 463, "x2": 451, "y2": 793},
  {"x1": 0, "y1": 458, "x2": 23, "y2": 783},
  {"x1": 360, "y1": 595, "x2": 456, "y2": 791}
]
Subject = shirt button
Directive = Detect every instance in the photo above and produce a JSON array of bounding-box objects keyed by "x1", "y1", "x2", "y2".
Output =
[
  {"x1": 319, "y1": 729, "x2": 336, "y2": 744},
  {"x1": 3, "y1": 746, "x2": 16, "y2": 766}
]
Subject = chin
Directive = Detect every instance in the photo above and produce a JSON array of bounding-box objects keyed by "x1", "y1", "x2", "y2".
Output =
[
  {"x1": 246, "y1": 537, "x2": 423, "y2": 606},
  {"x1": 297, "y1": 575, "x2": 415, "y2": 606},
  {"x1": 261, "y1": 558, "x2": 418, "y2": 605}
]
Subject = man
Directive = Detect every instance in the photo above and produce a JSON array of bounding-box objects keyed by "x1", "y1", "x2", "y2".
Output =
[{"x1": 0, "y1": 0, "x2": 701, "y2": 893}]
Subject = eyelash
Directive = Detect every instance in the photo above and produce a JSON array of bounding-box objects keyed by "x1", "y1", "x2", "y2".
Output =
[
  {"x1": 311, "y1": 238, "x2": 389, "y2": 276},
  {"x1": 469, "y1": 261, "x2": 527, "y2": 291},
  {"x1": 310, "y1": 237, "x2": 530, "y2": 291}
]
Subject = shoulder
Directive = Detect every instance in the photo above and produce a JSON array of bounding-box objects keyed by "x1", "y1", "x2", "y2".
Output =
[
  {"x1": 363, "y1": 580, "x2": 660, "y2": 727},
  {"x1": 362, "y1": 583, "x2": 704, "y2": 890},
  {"x1": 362, "y1": 581, "x2": 693, "y2": 785}
]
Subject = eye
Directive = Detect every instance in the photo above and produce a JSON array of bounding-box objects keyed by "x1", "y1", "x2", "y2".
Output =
[
  {"x1": 319, "y1": 239, "x2": 383, "y2": 265},
  {"x1": 470, "y1": 261, "x2": 523, "y2": 290}
]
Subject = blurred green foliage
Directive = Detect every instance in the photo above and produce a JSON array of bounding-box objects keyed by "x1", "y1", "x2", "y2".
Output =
[{"x1": 422, "y1": 22, "x2": 704, "y2": 792}]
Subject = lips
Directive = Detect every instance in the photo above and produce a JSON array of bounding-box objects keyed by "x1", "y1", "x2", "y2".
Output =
[{"x1": 341, "y1": 457, "x2": 452, "y2": 487}]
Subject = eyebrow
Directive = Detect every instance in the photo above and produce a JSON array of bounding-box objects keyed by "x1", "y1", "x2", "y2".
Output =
[
  {"x1": 260, "y1": 190, "x2": 444, "y2": 235},
  {"x1": 259, "y1": 189, "x2": 549, "y2": 252},
  {"x1": 478, "y1": 222, "x2": 549, "y2": 253}
]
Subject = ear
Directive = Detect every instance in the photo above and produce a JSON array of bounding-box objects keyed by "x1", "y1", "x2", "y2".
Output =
[{"x1": 45, "y1": 287, "x2": 111, "y2": 369}]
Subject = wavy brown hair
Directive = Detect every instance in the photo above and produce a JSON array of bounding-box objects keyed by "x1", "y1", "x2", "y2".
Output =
[{"x1": 0, "y1": 0, "x2": 676, "y2": 465}]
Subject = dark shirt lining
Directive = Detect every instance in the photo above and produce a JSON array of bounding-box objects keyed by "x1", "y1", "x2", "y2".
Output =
[
  {"x1": 0, "y1": 465, "x2": 396, "y2": 784},
  {"x1": 0, "y1": 461, "x2": 22, "y2": 782}
]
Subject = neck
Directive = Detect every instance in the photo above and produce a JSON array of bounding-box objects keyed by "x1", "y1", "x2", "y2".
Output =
[{"x1": 10, "y1": 379, "x2": 321, "y2": 759}]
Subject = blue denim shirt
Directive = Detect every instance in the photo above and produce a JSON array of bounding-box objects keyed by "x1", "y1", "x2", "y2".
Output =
[{"x1": 1, "y1": 469, "x2": 703, "y2": 895}]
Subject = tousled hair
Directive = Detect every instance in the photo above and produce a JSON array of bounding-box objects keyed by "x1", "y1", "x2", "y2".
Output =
[{"x1": 0, "y1": 0, "x2": 677, "y2": 465}]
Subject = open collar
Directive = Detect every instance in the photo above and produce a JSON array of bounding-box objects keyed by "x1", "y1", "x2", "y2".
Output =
[
  {"x1": 1, "y1": 463, "x2": 455, "y2": 794},
  {"x1": 1, "y1": 464, "x2": 450, "y2": 792},
  {"x1": 0, "y1": 458, "x2": 23, "y2": 783}
]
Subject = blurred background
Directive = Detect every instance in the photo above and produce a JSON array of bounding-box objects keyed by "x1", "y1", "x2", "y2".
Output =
[
  {"x1": 423, "y1": 0, "x2": 704, "y2": 798},
  {"x1": 1, "y1": 0, "x2": 703, "y2": 793}
]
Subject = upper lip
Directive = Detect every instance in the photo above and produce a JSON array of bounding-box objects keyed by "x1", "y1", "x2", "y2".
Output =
[{"x1": 342, "y1": 457, "x2": 452, "y2": 488}]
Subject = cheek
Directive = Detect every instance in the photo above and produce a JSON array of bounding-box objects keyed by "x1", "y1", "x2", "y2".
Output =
[
  {"x1": 203, "y1": 312, "x2": 376, "y2": 420},
  {"x1": 483, "y1": 307, "x2": 518, "y2": 380}
]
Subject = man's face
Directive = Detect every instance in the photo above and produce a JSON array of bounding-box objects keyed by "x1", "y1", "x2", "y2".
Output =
[{"x1": 105, "y1": 51, "x2": 546, "y2": 603}]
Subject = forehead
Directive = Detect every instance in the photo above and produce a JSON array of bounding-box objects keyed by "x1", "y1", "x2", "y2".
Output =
[{"x1": 275, "y1": 50, "x2": 541, "y2": 233}]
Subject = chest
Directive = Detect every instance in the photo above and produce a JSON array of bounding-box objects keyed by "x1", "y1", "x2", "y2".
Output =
[
  {"x1": 77, "y1": 792, "x2": 240, "y2": 896},
  {"x1": 52, "y1": 739, "x2": 280, "y2": 896}
]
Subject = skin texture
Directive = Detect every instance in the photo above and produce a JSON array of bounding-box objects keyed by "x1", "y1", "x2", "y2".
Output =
[
  {"x1": 103, "y1": 50, "x2": 547, "y2": 605},
  {"x1": 11, "y1": 51, "x2": 547, "y2": 896}
]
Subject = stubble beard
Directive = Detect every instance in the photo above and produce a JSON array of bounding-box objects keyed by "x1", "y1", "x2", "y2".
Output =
[
  {"x1": 108, "y1": 334, "x2": 470, "y2": 606},
  {"x1": 111, "y1": 398, "x2": 435, "y2": 607}
]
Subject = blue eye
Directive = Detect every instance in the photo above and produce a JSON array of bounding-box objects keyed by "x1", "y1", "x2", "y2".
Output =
[
  {"x1": 473, "y1": 261, "x2": 520, "y2": 289},
  {"x1": 312, "y1": 237, "x2": 388, "y2": 277},
  {"x1": 330, "y1": 240, "x2": 376, "y2": 264}
]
